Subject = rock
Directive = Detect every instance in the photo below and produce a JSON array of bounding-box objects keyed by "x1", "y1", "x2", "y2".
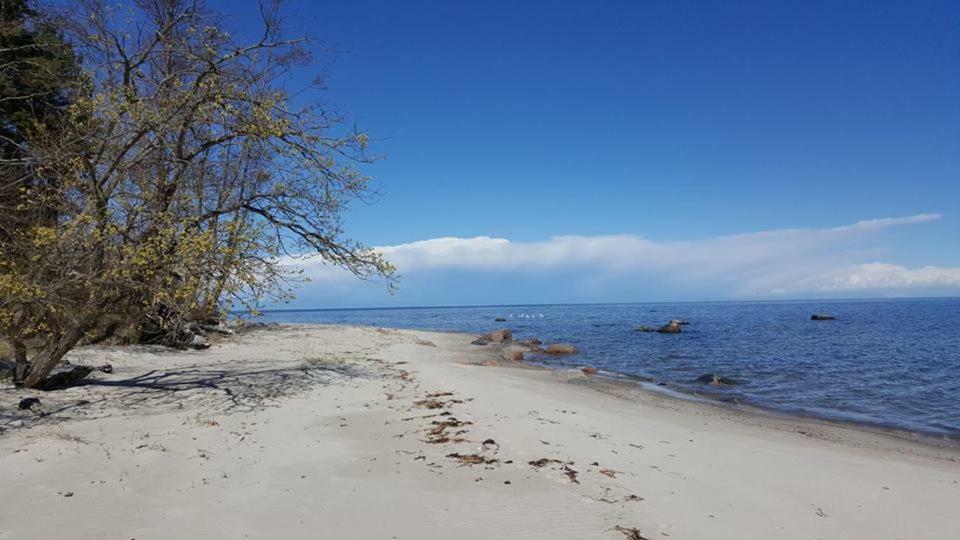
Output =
[
  {"x1": 580, "y1": 366, "x2": 598, "y2": 375},
  {"x1": 657, "y1": 321, "x2": 682, "y2": 334},
  {"x1": 670, "y1": 319, "x2": 690, "y2": 325},
  {"x1": 189, "y1": 334, "x2": 211, "y2": 350},
  {"x1": 517, "y1": 337, "x2": 542, "y2": 347},
  {"x1": 635, "y1": 326, "x2": 655, "y2": 333},
  {"x1": 696, "y1": 373, "x2": 737, "y2": 386},
  {"x1": 545, "y1": 343, "x2": 577, "y2": 355},
  {"x1": 96, "y1": 364, "x2": 113, "y2": 374},
  {"x1": 473, "y1": 329, "x2": 512, "y2": 346},
  {"x1": 18, "y1": 397, "x2": 41, "y2": 410},
  {"x1": 811, "y1": 314, "x2": 836, "y2": 320},
  {"x1": 511, "y1": 351, "x2": 525, "y2": 361},
  {"x1": 494, "y1": 317, "x2": 507, "y2": 322}
]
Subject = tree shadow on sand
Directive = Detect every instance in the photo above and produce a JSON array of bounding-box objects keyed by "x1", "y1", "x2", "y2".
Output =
[{"x1": 1, "y1": 359, "x2": 375, "y2": 431}]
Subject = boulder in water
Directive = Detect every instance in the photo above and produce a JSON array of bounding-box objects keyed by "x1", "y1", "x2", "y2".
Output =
[
  {"x1": 494, "y1": 317, "x2": 507, "y2": 322},
  {"x1": 580, "y1": 366, "x2": 598, "y2": 375},
  {"x1": 670, "y1": 319, "x2": 690, "y2": 325},
  {"x1": 635, "y1": 325, "x2": 655, "y2": 333},
  {"x1": 810, "y1": 314, "x2": 835, "y2": 320},
  {"x1": 696, "y1": 373, "x2": 737, "y2": 386},
  {"x1": 657, "y1": 321, "x2": 682, "y2": 334},
  {"x1": 545, "y1": 343, "x2": 578, "y2": 355}
]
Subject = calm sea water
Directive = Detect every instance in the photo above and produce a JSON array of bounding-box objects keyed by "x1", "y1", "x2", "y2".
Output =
[{"x1": 255, "y1": 299, "x2": 960, "y2": 437}]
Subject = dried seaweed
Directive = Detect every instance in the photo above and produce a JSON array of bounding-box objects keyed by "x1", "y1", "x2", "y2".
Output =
[
  {"x1": 446, "y1": 453, "x2": 498, "y2": 466},
  {"x1": 528, "y1": 458, "x2": 569, "y2": 468}
]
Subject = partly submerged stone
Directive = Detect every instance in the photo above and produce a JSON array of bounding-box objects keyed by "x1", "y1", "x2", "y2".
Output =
[
  {"x1": 696, "y1": 373, "x2": 737, "y2": 386},
  {"x1": 657, "y1": 321, "x2": 682, "y2": 334},
  {"x1": 544, "y1": 343, "x2": 578, "y2": 355}
]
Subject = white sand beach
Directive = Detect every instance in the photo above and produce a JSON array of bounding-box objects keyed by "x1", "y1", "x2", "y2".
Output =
[{"x1": 1, "y1": 324, "x2": 958, "y2": 539}]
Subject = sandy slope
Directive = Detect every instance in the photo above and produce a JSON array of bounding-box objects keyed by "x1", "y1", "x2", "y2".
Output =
[{"x1": 1, "y1": 324, "x2": 958, "y2": 539}]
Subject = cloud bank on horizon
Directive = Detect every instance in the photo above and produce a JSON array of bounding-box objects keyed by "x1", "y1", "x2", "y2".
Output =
[{"x1": 283, "y1": 213, "x2": 960, "y2": 306}]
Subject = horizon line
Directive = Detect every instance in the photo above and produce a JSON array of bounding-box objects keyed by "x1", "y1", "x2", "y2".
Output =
[{"x1": 252, "y1": 295, "x2": 960, "y2": 314}]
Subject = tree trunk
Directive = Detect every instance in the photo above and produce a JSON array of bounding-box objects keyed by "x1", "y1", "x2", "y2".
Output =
[
  {"x1": 12, "y1": 339, "x2": 30, "y2": 383},
  {"x1": 18, "y1": 326, "x2": 87, "y2": 389}
]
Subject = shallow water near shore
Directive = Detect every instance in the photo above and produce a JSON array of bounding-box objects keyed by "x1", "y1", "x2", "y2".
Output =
[{"x1": 255, "y1": 298, "x2": 960, "y2": 437}]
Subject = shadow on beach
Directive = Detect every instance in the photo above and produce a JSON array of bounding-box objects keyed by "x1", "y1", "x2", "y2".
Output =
[{"x1": 1, "y1": 359, "x2": 374, "y2": 432}]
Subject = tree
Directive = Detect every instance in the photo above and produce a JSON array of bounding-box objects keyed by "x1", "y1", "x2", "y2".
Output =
[
  {"x1": 0, "y1": 0, "x2": 395, "y2": 388},
  {"x1": 0, "y1": 0, "x2": 80, "y2": 378}
]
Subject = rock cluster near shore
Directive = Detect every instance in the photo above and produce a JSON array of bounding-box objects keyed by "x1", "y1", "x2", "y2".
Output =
[{"x1": 470, "y1": 328, "x2": 581, "y2": 365}]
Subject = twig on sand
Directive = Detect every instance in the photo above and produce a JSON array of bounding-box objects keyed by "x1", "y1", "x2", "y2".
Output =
[{"x1": 612, "y1": 525, "x2": 650, "y2": 540}]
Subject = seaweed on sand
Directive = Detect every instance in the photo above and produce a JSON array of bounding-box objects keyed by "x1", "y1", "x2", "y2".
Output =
[{"x1": 446, "y1": 453, "x2": 498, "y2": 466}]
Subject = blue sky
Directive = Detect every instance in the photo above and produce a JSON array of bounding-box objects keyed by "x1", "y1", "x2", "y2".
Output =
[{"x1": 214, "y1": 1, "x2": 959, "y2": 307}]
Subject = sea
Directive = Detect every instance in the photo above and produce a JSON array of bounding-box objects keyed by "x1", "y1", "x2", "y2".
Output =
[{"x1": 253, "y1": 298, "x2": 960, "y2": 438}]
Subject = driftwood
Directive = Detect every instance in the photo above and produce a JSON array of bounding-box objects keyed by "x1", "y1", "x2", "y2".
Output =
[{"x1": 36, "y1": 365, "x2": 94, "y2": 391}]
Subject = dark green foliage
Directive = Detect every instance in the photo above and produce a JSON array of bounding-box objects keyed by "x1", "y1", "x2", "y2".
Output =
[
  {"x1": 0, "y1": 0, "x2": 76, "y2": 154},
  {"x1": 0, "y1": 0, "x2": 79, "y2": 240}
]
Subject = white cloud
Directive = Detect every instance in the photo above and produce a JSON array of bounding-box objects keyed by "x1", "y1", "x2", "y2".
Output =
[
  {"x1": 287, "y1": 213, "x2": 959, "y2": 298},
  {"x1": 788, "y1": 263, "x2": 960, "y2": 292}
]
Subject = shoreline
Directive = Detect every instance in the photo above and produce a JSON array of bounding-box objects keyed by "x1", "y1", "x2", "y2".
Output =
[
  {"x1": 458, "y1": 330, "x2": 960, "y2": 463},
  {"x1": 2, "y1": 323, "x2": 959, "y2": 539},
  {"x1": 586, "y1": 368, "x2": 960, "y2": 453},
  {"x1": 312, "y1": 322, "x2": 960, "y2": 453}
]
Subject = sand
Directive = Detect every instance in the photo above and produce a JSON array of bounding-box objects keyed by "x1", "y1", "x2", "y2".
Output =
[{"x1": 1, "y1": 324, "x2": 958, "y2": 539}]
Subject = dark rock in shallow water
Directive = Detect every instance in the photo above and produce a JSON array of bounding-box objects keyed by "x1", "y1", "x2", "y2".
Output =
[
  {"x1": 657, "y1": 321, "x2": 682, "y2": 334},
  {"x1": 696, "y1": 373, "x2": 737, "y2": 386},
  {"x1": 494, "y1": 317, "x2": 507, "y2": 322},
  {"x1": 635, "y1": 326, "x2": 655, "y2": 333},
  {"x1": 811, "y1": 314, "x2": 836, "y2": 320}
]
